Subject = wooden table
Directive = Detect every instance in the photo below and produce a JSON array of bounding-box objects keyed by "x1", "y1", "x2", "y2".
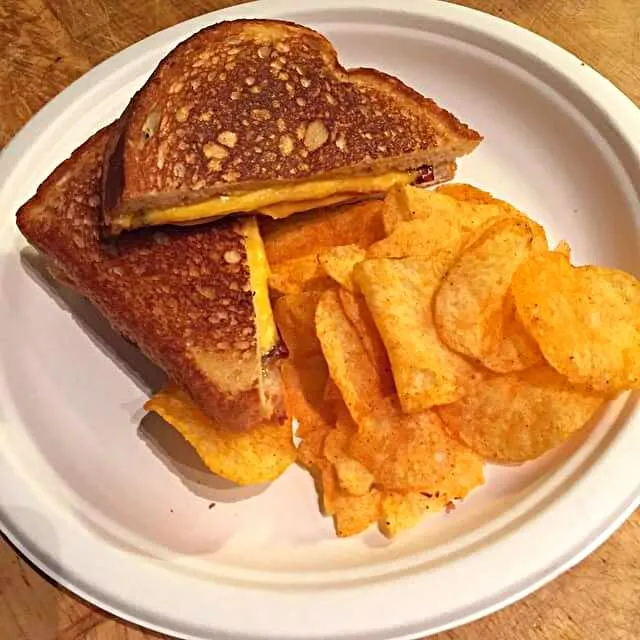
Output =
[{"x1": 1, "y1": 0, "x2": 639, "y2": 638}]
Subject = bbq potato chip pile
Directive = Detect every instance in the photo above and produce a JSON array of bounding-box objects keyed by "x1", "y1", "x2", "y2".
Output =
[
  {"x1": 264, "y1": 185, "x2": 639, "y2": 537},
  {"x1": 145, "y1": 183, "x2": 639, "y2": 540}
]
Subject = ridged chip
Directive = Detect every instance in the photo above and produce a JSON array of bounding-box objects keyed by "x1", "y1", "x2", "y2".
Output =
[
  {"x1": 435, "y1": 216, "x2": 547, "y2": 372},
  {"x1": 281, "y1": 355, "x2": 332, "y2": 438},
  {"x1": 315, "y1": 289, "x2": 389, "y2": 421},
  {"x1": 380, "y1": 491, "x2": 448, "y2": 537},
  {"x1": 437, "y1": 365, "x2": 606, "y2": 462},
  {"x1": 268, "y1": 254, "x2": 332, "y2": 295},
  {"x1": 354, "y1": 257, "x2": 475, "y2": 412},
  {"x1": 338, "y1": 288, "x2": 395, "y2": 396},
  {"x1": 512, "y1": 252, "x2": 640, "y2": 391},
  {"x1": 318, "y1": 243, "x2": 366, "y2": 291},
  {"x1": 274, "y1": 291, "x2": 323, "y2": 359},
  {"x1": 348, "y1": 405, "x2": 484, "y2": 495}
]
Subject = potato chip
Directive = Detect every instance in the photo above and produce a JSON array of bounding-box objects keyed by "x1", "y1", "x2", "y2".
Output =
[
  {"x1": 338, "y1": 288, "x2": 395, "y2": 396},
  {"x1": 436, "y1": 183, "x2": 522, "y2": 217},
  {"x1": 480, "y1": 292, "x2": 543, "y2": 373},
  {"x1": 313, "y1": 458, "x2": 339, "y2": 515},
  {"x1": 322, "y1": 427, "x2": 374, "y2": 496},
  {"x1": 372, "y1": 186, "x2": 520, "y2": 264},
  {"x1": 397, "y1": 411, "x2": 484, "y2": 496},
  {"x1": 274, "y1": 292, "x2": 323, "y2": 359},
  {"x1": 318, "y1": 244, "x2": 366, "y2": 291},
  {"x1": 323, "y1": 377, "x2": 343, "y2": 405},
  {"x1": 145, "y1": 385, "x2": 296, "y2": 485},
  {"x1": 345, "y1": 397, "x2": 399, "y2": 476},
  {"x1": 554, "y1": 240, "x2": 571, "y2": 258},
  {"x1": 512, "y1": 252, "x2": 640, "y2": 391},
  {"x1": 302, "y1": 422, "x2": 377, "y2": 532},
  {"x1": 367, "y1": 217, "x2": 464, "y2": 263},
  {"x1": 354, "y1": 258, "x2": 475, "y2": 412},
  {"x1": 436, "y1": 183, "x2": 498, "y2": 204},
  {"x1": 333, "y1": 489, "x2": 381, "y2": 537},
  {"x1": 268, "y1": 254, "x2": 332, "y2": 295},
  {"x1": 334, "y1": 458, "x2": 375, "y2": 496},
  {"x1": 281, "y1": 355, "x2": 333, "y2": 438},
  {"x1": 348, "y1": 404, "x2": 484, "y2": 498},
  {"x1": 381, "y1": 183, "x2": 531, "y2": 251},
  {"x1": 297, "y1": 426, "x2": 330, "y2": 468},
  {"x1": 437, "y1": 365, "x2": 607, "y2": 462},
  {"x1": 434, "y1": 216, "x2": 547, "y2": 372},
  {"x1": 261, "y1": 200, "x2": 384, "y2": 266},
  {"x1": 323, "y1": 427, "x2": 350, "y2": 463},
  {"x1": 457, "y1": 214, "x2": 515, "y2": 252},
  {"x1": 379, "y1": 492, "x2": 446, "y2": 537},
  {"x1": 334, "y1": 398, "x2": 358, "y2": 436},
  {"x1": 380, "y1": 492, "x2": 428, "y2": 537},
  {"x1": 403, "y1": 187, "x2": 516, "y2": 233},
  {"x1": 381, "y1": 185, "x2": 411, "y2": 235},
  {"x1": 315, "y1": 289, "x2": 389, "y2": 421}
]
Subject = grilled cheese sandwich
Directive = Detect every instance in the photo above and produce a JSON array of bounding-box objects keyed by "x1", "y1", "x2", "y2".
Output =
[
  {"x1": 17, "y1": 125, "x2": 286, "y2": 432},
  {"x1": 102, "y1": 20, "x2": 481, "y2": 234}
]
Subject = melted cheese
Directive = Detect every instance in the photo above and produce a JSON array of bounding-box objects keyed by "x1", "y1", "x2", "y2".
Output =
[
  {"x1": 241, "y1": 217, "x2": 277, "y2": 356},
  {"x1": 141, "y1": 171, "x2": 415, "y2": 226},
  {"x1": 257, "y1": 193, "x2": 360, "y2": 218}
]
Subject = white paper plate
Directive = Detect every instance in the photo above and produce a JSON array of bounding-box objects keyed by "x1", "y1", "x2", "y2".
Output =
[{"x1": 1, "y1": 1, "x2": 639, "y2": 639}]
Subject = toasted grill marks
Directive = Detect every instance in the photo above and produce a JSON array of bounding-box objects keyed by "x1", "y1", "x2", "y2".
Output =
[
  {"x1": 103, "y1": 19, "x2": 481, "y2": 224},
  {"x1": 17, "y1": 126, "x2": 272, "y2": 430}
]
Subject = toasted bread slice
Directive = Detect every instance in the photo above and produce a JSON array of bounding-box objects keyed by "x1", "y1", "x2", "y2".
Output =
[
  {"x1": 17, "y1": 125, "x2": 285, "y2": 430},
  {"x1": 103, "y1": 19, "x2": 481, "y2": 233}
]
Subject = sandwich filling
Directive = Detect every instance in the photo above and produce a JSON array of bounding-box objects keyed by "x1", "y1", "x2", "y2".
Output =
[
  {"x1": 140, "y1": 170, "x2": 416, "y2": 227},
  {"x1": 242, "y1": 217, "x2": 278, "y2": 356},
  {"x1": 119, "y1": 165, "x2": 447, "y2": 231},
  {"x1": 241, "y1": 217, "x2": 286, "y2": 421}
]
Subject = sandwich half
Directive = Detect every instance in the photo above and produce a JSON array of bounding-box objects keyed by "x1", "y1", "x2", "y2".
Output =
[
  {"x1": 17, "y1": 125, "x2": 285, "y2": 431},
  {"x1": 102, "y1": 19, "x2": 482, "y2": 234}
]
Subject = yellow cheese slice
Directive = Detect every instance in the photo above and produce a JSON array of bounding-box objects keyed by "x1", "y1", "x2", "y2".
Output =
[
  {"x1": 139, "y1": 171, "x2": 415, "y2": 227},
  {"x1": 258, "y1": 193, "x2": 361, "y2": 218},
  {"x1": 241, "y1": 217, "x2": 277, "y2": 356}
]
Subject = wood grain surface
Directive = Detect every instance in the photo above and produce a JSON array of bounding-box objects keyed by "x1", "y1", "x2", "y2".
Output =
[{"x1": 1, "y1": 1, "x2": 639, "y2": 639}]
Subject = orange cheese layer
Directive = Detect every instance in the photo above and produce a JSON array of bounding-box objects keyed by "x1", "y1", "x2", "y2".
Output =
[{"x1": 141, "y1": 171, "x2": 416, "y2": 226}]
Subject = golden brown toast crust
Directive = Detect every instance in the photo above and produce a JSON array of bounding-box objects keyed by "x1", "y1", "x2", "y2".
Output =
[
  {"x1": 103, "y1": 19, "x2": 481, "y2": 230},
  {"x1": 17, "y1": 125, "x2": 284, "y2": 431}
]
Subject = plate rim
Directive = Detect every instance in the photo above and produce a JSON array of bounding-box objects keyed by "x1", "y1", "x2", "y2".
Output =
[{"x1": 1, "y1": 1, "x2": 639, "y2": 639}]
